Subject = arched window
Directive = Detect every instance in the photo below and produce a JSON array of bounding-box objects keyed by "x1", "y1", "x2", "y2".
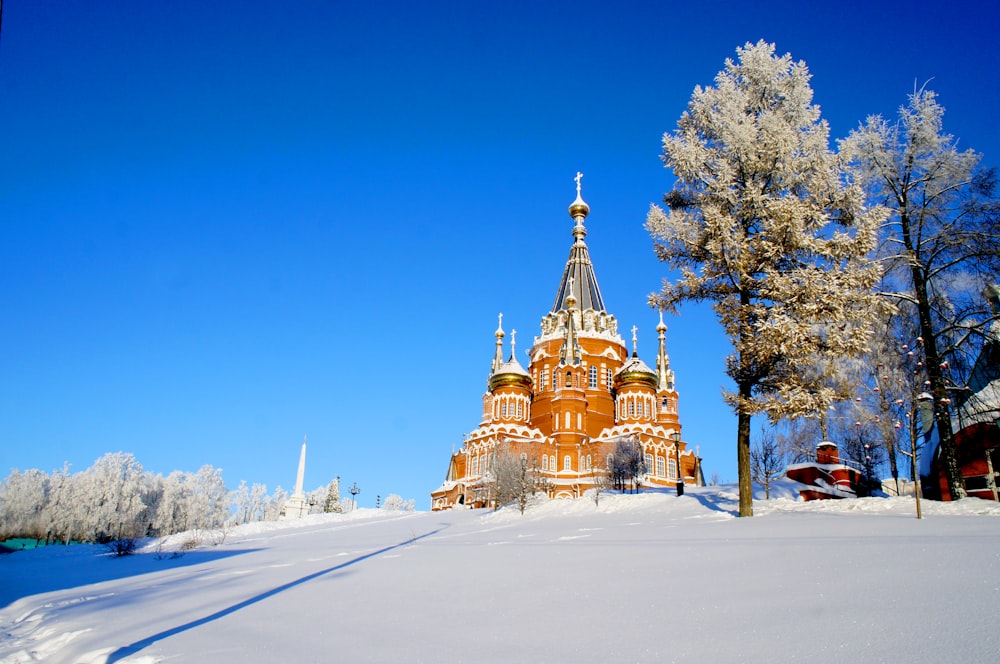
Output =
[
  {"x1": 656, "y1": 456, "x2": 665, "y2": 477},
  {"x1": 628, "y1": 401, "x2": 635, "y2": 417},
  {"x1": 516, "y1": 402, "x2": 523, "y2": 419},
  {"x1": 668, "y1": 458, "x2": 677, "y2": 479},
  {"x1": 563, "y1": 455, "x2": 572, "y2": 471},
  {"x1": 550, "y1": 455, "x2": 556, "y2": 470},
  {"x1": 540, "y1": 370, "x2": 547, "y2": 390},
  {"x1": 644, "y1": 454, "x2": 653, "y2": 475},
  {"x1": 586, "y1": 454, "x2": 592, "y2": 470},
  {"x1": 501, "y1": 402, "x2": 508, "y2": 418},
  {"x1": 566, "y1": 371, "x2": 573, "y2": 387},
  {"x1": 542, "y1": 455, "x2": 549, "y2": 471},
  {"x1": 589, "y1": 366, "x2": 598, "y2": 388}
]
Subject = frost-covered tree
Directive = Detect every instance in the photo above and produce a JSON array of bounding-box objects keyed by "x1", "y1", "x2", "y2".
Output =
[
  {"x1": 79, "y1": 452, "x2": 151, "y2": 543},
  {"x1": 647, "y1": 41, "x2": 883, "y2": 516},
  {"x1": 231, "y1": 481, "x2": 270, "y2": 523},
  {"x1": 264, "y1": 486, "x2": 287, "y2": 521},
  {"x1": 488, "y1": 447, "x2": 533, "y2": 512},
  {"x1": 187, "y1": 465, "x2": 229, "y2": 530},
  {"x1": 323, "y1": 477, "x2": 343, "y2": 513},
  {"x1": 0, "y1": 469, "x2": 50, "y2": 540},
  {"x1": 307, "y1": 485, "x2": 328, "y2": 514},
  {"x1": 45, "y1": 463, "x2": 84, "y2": 544},
  {"x1": 381, "y1": 494, "x2": 415, "y2": 511},
  {"x1": 750, "y1": 426, "x2": 783, "y2": 499},
  {"x1": 609, "y1": 438, "x2": 646, "y2": 493},
  {"x1": 841, "y1": 88, "x2": 1000, "y2": 500}
]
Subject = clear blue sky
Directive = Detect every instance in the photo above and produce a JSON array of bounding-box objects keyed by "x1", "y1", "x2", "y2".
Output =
[{"x1": 2, "y1": 0, "x2": 997, "y2": 508}]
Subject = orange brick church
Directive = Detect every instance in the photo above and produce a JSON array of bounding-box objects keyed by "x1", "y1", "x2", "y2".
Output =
[{"x1": 431, "y1": 176, "x2": 700, "y2": 510}]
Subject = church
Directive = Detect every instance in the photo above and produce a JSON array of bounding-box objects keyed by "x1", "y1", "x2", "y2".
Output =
[{"x1": 431, "y1": 176, "x2": 701, "y2": 510}]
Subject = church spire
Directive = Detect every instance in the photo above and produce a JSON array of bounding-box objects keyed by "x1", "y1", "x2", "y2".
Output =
[
  {"x1": 552, "y1": 172, "x2": 606, "y2": 314},
  {"x1": 560, "y1": 278, "x2": 581, "y2": 365},
  {"x1": 656, "y1": 311, "x2": 673, "y2": 391},
  {"x1": 492, "y1": 313, "x2": 505, "y2": 373}
]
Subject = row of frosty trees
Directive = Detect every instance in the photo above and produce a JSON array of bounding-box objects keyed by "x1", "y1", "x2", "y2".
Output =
[
  {"x1": 0, "y1": 452, "x2": 388, "y2": 546},
  {"x1": 647, "y1": 41, "x2": 999, "y2": 516}
]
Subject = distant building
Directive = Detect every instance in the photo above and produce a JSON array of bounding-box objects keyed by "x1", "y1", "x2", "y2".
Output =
[
  {"x1": 926, "y1": 286, "x2": 1000, "y2": 502},
  {"x1": 786, "y1": 442, "x2": 865, "y2": 501},
  {"x1": 431, "y1": 177, "x2": 699, "y2": 510}
]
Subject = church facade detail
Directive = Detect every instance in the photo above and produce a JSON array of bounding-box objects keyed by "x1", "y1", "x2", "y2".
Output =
[{"x1": 431, "y1": 177, "x2": 699, "y2": 510}]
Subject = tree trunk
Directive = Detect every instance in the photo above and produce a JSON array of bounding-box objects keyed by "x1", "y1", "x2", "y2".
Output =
[
  {"x1": 737, "y1": 382, "x2": 754, "y2": 517},
  {"x1": 912, "y1": 266, "x2": 966, "y2": 500}
]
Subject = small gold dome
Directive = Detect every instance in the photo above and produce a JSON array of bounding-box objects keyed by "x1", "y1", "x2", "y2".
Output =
[
  {"x1": 613, "y1": 357, "x2": 658, "y2": 390},
  {"x1": 568, "y1": 195, "x2": 590, "y2": 219}
]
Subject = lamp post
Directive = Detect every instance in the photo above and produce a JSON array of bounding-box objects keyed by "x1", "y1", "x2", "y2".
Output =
[
  {"x1": 671, "y1": 431, "x2": 684, "y2": 496},
  {"x1": 349, "y1": 482, "x2": 361, "y2": 511}
]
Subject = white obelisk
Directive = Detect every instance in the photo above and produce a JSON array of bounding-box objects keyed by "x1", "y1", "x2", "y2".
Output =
[{"x1": 280, "y1": 436, "x2": 310, "y2": 519}]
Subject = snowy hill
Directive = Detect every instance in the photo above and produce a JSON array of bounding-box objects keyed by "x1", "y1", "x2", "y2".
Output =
[{"x1": 2, "y1": 487, "x2": 999, "y2": 663}]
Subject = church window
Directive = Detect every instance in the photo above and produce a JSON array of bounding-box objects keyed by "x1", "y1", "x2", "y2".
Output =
[
  {"x1": 540, "y1": 370, "x2": 547, "y2": 390},
  {"x1": 589, "y1": 366, "x2": 598, "y2": 388},
  {"x1": 606, "y1": 453, "x2": 614, "y2": 470},
  {"x1": 668, "y1": 458, "x2": 677, "y2": 479},
  {"x1": 520, "y1": 452, "x2": 528, "y2": 465},
  {"x1": 645, "y1": 454, "x2": 653, "y2": 475},
  {"x1": 472, "y1": 456, "x2": 479, "y2": 476},
  {"x1": 565, "y1": 412, "x2": 571, "y2": 429},
  {"x1": 644, "y1": 401, "x2": 650, "y2": 419},
  {"x1": 605, "y1": 368, "x2": 613, "y2": 390},
  {"x1": 656, "y1": 456, "x2": 665, "y2": 477},
  {"x1": 563, "y1": 455, "x2": 572, "y2": 471},
  {"x1": 542, "y1": 455, "x2": 549, "y2": 471},
  {"x1": 516, "y1": 402, "x2": 523, "y2": 419},
  {"x1": 586, "y1": 454, "x2": 592, "y2": 471},
  {"x1": 566, "y1": 371, "x2": 572, "y2": 387},
  {"x1": 550, "y1": 455, "x2": 556, "y2": 471},
  {"x1": 577, "y1": 413, "x2": 582, "y2": 429},
  {"x1": 628, "y1": 401, "x2": 635, "y2": 417},
  {"x1": 501, "y1": 402, "x2": 508, "y2": 418},
  {"x1": 661, "y1": 396, "x2": 668, "y2": 408}
]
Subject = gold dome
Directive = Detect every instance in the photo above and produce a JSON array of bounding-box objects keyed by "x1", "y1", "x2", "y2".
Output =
[{"x1": 613, "y1": 357, "x2": 658, "y2": 390}]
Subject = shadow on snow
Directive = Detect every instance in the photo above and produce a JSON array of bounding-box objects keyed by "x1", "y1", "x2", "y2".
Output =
[
  {"x1": 104, "y1": 526, "x2": 448, "y2": 663},
  {"x1": 0, "y1": 546, "x2": 262, "y2": 609}
]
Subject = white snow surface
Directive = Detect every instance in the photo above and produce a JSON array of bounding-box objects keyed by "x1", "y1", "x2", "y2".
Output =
[{"x1": 2, "y1": 484, "x2": 999, "y2": 663}]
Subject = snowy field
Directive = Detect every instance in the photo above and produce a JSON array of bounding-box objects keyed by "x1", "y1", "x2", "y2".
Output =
[{"x1": 2, "y1": 484, "x2": 999, "y2": 663}]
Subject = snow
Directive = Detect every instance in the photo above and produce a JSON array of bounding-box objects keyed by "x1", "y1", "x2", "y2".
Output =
[{"x1": 2, "y1": 488, "x2": 999, "y2": 663}]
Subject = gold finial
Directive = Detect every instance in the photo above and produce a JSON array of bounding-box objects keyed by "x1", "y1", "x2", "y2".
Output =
[{"x1": 569, "y1": 171, "x2": 590, "y2": 220}]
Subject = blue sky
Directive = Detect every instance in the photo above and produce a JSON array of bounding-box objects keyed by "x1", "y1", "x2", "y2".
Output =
[{"x1": 2, "y1": 0, "x2": 998, "y2": 508}]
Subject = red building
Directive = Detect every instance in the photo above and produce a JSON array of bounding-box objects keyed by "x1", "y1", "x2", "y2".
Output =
[
  {"x1": 927, "y1": 285, "x2": 1000, "y2": 502},
  {"x1": 786, "y1": 442, "x2": 865, "y2": 501}
]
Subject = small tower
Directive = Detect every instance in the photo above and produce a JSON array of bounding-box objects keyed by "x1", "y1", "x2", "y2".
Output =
[{"x1": 488, "y1": 328, "x2": 533, "y2": 424}]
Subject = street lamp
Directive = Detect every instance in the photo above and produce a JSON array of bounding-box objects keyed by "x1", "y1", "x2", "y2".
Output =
[
  {"x1": 671, "y1": 431, "x2": 684, "y2": 496},
  {"x1": 349, "y1": 482, "x2": 361, "y2": 511}
]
